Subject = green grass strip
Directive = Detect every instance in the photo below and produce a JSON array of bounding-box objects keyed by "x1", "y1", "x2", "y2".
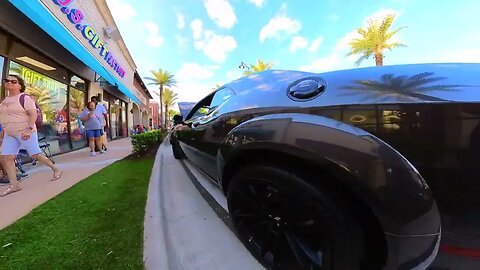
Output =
[{"x1": 0, "y1": 157, "x2": 154, "y2": 270}]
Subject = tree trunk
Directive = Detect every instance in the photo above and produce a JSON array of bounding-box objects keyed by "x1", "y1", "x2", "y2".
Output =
[
  {"x1": 165, "y1": 104, "x2": 169, "y2": 129},
  {"x1": 159, "y1": 85, "x2": 164, "y2": 129},
  {"x1": 375, "y1": 53, "x2": 383, "y2": 66}
]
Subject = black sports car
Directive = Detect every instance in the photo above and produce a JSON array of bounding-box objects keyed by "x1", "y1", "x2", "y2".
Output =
[{"x1": 170, "y1": 63, "x2": 480, "y2": 269}]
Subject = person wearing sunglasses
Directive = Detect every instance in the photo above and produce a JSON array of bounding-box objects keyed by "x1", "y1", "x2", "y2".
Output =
[{"x1": 0, "y1": 74, "x2": 63, "y2": 197}]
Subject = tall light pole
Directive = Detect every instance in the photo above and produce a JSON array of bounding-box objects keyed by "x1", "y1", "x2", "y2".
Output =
[{"x1": 238, "y1": 61, "x2": 250, "y2": 72}]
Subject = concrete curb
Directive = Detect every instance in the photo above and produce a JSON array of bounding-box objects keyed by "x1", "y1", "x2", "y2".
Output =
[
  {"x1": 143, "y1": 140, "x2": 170, "y2": 270},
  {"x1": 143, "y1": 137, "x2": 263, "y2": 270}
]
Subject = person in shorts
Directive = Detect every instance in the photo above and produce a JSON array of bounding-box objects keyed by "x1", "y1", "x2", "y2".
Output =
[
  {"x1": 90, "y1": 96, "x2": 108, "y2": 151},
  {"x1": 0, "y1": 75, "x2": 63, "y2": 197},
  {"x1": 80, "y1": 101, "x2": 104, "y2": 156}
]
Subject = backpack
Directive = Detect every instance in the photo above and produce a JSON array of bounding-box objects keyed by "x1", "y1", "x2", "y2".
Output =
[{"x1": 19, "y1": 94, "x2": 43, "y2": 130}]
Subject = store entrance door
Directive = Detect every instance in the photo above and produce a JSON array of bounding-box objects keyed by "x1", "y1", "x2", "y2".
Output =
[{"x1": 110, "y1": 104, "x2": 119, "y2": 139}]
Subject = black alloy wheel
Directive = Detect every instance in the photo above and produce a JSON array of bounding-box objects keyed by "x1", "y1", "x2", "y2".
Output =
[{"x1": 227, "y1": 165, "x2": 367, "y2": 270}]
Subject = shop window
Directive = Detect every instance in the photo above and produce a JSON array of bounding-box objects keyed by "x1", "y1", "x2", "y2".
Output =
[
  {"x1": 71, "y1": 75, "x2": 86, "y2": 91},
  {"x1": 9, "y1": 61, "x2": 69, "y2": 154},
  {"x1": 342, "y1": 105, "x2": 377, "y2": 133},
  {"x1": 0, "y1": 56, "x2": 4, "y2": 98},
  {"x1": 69, "y1": 86, "x2": 87, "y2": 150},
  {"x1": 9, "y1": 40, "x2": 68, "y2": 84}
]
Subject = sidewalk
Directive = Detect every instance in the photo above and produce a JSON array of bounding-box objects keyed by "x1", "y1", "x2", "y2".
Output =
[{"x1": 0, "y1": 138, "x2": 133, "y2": 230}]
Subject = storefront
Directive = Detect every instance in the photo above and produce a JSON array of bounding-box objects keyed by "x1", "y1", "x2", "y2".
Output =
[
  {"x1": 103, "y1": 91, "x2": 128, "y2": 139},
  {"x1": 0, "y1": 0, "x2": 145, "y2": 155},
  {"x1": 0, "y1": 27, "x2": 89, "y2": 155}
]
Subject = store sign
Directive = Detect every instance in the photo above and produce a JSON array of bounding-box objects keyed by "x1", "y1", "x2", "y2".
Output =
[
  {"x1": 11, "y1": 62, "x2": 66, "y2": 95},
  {"x1": 52, "y1": 0, "x2": 126, "y2": 78}
]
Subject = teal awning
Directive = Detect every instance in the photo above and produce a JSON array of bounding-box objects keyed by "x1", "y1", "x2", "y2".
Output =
[{"x1": 9, "y1": 0, "x2": 141, "y2": 104}]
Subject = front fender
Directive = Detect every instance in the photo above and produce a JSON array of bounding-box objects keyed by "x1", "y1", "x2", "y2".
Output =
[{"x1": 219, "y1": 113, "x2": 440, "y2": 236}]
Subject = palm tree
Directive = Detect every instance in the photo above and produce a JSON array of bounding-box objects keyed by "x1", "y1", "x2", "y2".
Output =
[
  {"x1": 163, "y1": 87, "x2": 179, "y2": 128},
  {"x1": 25, "y1": 86, "x2": 60, "y2": 122},
  {"x1": 69, "y1": 88, "x2": 85, "y2": 113},
  {"x1": 144, "y1": 69, "x2": 177, "y2": 128},
  {"x1": 347, "y1": 14, "x2": 407, "y2": 66},
  {"x1": 340, "y1": 72, "x2": 468, "y2": 102},
  {"x1": 212, "y1": 83, "x2": 223, "y2": 91},
  {"x1": 242, "y1": 59, "x2": 274, "y2": 75},
  {"x1": 169, "y1": 109, "x2": 180, "y2": 119}
]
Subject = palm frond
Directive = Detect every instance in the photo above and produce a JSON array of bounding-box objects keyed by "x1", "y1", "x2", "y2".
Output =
[
  {"x1": 384, "y1": 42, "x2": 406, "y2": 50},
  {"x1": 385, "y1": 26, "x2": 408, "y2": 41},
  {"x1": 346, "y1": 13, "x2": 406, "y2": 66},
  {"x1": 354, "y1": 53, "x2": 371, "y2": 66},
  {"x1": 379, "y1": 14, "x2": 395, "y2": 36}
]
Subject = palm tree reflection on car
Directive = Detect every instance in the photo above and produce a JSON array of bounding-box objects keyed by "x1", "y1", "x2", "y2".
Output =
[{"x1": 340, "y1": 72, "x2": 469, "y2": 102}]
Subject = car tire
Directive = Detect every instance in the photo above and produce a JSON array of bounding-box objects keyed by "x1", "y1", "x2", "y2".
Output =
[{"x1": 227, "y1": 164, "x2": 370, "y2": 270}]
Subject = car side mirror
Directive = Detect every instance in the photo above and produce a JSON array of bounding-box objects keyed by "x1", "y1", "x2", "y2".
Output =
[{"x1": 173, "y1": 114, "x2": 184, "y2": 125}]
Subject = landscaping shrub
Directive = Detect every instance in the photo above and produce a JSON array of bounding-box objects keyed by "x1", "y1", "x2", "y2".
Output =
[{"x1": 131, "y1": 130, "x2": 166, "y2": 155}]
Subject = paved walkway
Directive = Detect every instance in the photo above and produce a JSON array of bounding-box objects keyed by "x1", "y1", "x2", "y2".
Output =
[{"x1": 0, "y1": 138, "x2": 133, "y2": 230}]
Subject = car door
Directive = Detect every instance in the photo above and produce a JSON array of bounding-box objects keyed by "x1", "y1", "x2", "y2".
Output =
[
  {"x1": 183, "y1": 87, "x2": 236, "y2": 180},
  {"x1": 176, "y1": 92, "x2": 214, "y2": 162}
]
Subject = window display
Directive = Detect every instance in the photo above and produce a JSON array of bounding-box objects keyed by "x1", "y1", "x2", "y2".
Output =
[
  {"x1": 69, "y1": 83, "x2": 87, "y2": 150},
  {"x1": 0, "y1": 56, "x2": 5, "y2": 95},
  {"x1": 9, "y1": 61, "x2": 69, "y2": 154}
]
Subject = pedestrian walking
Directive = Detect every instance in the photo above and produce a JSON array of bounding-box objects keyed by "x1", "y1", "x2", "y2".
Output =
[
  {"x1": 90, "y1": 96, "x2": 109, "y2": 151},
  {"x1": 0, "y1": 75, "x2": 63, "y2": 197},
  {"x1": 80, "y1": 101, "x2": 104, "y2": 156}
]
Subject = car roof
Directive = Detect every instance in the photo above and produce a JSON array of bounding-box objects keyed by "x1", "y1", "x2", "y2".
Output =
[{"x1": 224, "y1": 63, "x2": 480, "y2": 104}]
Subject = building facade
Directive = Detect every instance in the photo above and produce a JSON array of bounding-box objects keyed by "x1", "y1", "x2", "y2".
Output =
[
  {"x1": 149, "y1": 101, "x2": 160, "y2": 129},
  {"x1": 132, "y1": 71, "x2": 152, "y2": 129},
  {"x1": 0, "y1": 0, "x2": 148, "y2": 154}
]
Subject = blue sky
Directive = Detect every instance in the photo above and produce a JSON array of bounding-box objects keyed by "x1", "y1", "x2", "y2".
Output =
[{"x1": 105, "y1": 0, "x2": 480, "y2": 104}]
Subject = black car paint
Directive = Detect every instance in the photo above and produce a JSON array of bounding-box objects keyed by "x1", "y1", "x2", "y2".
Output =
[{"x1": 173, "y1": 63, "x2": 480, "y2": 268}]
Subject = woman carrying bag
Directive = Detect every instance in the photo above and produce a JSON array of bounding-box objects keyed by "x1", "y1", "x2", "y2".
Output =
[{"x1": 0, "y1": 75, "x2": 63, "y2": 197}]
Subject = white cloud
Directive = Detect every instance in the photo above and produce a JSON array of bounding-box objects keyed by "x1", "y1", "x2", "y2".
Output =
[
  {"x1": 176, "y1": 63, "x2": 219, "y2": 81},
  {"x1": 248, "y1": 0, "x2": 265, "y2": 7},
  {"x1": 335, "y1": 30, "x2": 360, "y2": 52},
  {"x1": 144, "y1": 22, "x2": 164, "y2": 47},
  {"x1": 173, "y1": 82, "x2": 216, "y2": 103},
  {"x1": 106, "y1": 0, "x2": 137, "y2": 22},
  {"x1": 259, "y1": 4, "x2": 301, "y2": 43},
  {"x1": 226, "y1": 69, "x2": 243, "y2": 81},
  {"x1": 308, "y1": 36, "x2": 324, "y2": 53},
  {"x1": 364, "y1": 8, "x2": 400, "y2": 25},
  {"x1": 191, "y1": 19, "x2": 204, "y2": 40},
  {"x1": 204, "y1": 0, "x2": 237, "y2": 29},
  {"x1": 192, "y1": 19, "x2": 237, "y2": 63},
  {"x1": 176, "y1": 12, "x2": 186, "y2": 29},
  {"x1": 289, "y1": 36, "x2": 309, "y2": 52},
  {"x1": 196, "y1": 30, "x2": 237, "y2": 63},
  {"x1": 299, "y1": 53, "x2": 342, "y2": 73}
]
